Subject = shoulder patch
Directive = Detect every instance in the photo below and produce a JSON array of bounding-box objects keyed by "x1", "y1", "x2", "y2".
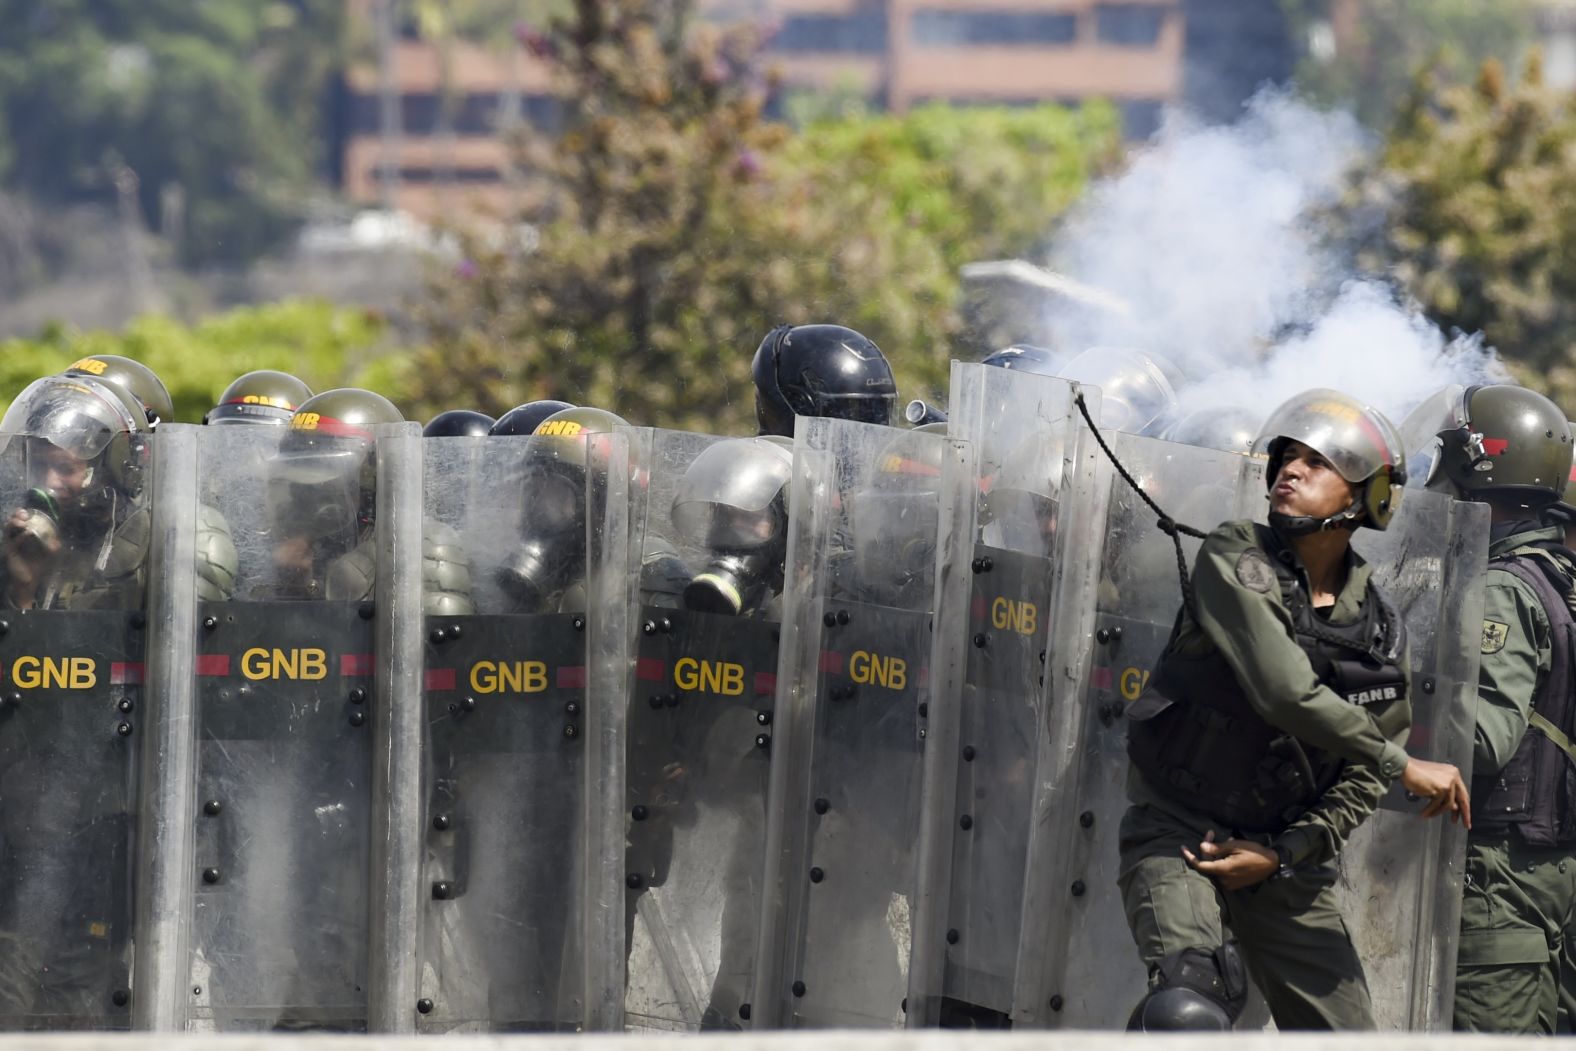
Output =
[
  {"x1": 1235, "y1": 549, "x2": 1276, "y2": 593},
  {"x1": 1481, "y1": 619, "x2": 1510, "y2": 655}
]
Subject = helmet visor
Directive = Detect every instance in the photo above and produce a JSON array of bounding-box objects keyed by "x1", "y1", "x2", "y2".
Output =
[
  {"x1": 672, "y1": 438, "x2": 792, "y2": 550},
  {"x1": 1, "y1": 376, "x2": 137, "y2": 461},
  {"x1": 1252, "y1": 388, "x2": 1402, "y2": 485},
  {"x1": 1397, "y1": 385, "x2": 1469, "y2": 488},
  {"x1": 1059, "y1": 348, "x2": 1178, "y2": 434}
]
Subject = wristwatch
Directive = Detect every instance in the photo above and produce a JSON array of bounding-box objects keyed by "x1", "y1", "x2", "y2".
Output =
[{"x1": 1271, "y1": 843, "x2": 1296, "y2": 881}]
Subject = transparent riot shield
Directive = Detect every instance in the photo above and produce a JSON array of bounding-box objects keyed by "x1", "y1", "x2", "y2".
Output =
[
  {"x1": 1342, "y1": 490, "x2": 1487, "y2": 1028},
  {"x1": 905, "y1": 363, "x2": 1096, "y2": 1027},
  {"x1": 1027, "y1": 431, "x2": 1260, "y2": 1028},
  {"x1": 185, "y1": 422, "x2": 387, "y2": 1031},
  {"x1": 753, "y1": 417, "x2": 973, "y2": 1029},
  {"x1": 0, "y1": 429, "x2": 153, "y2": 1029},
  {"x1": 413, "y1": 430, "x2": 622, "y2": 1032},
  {"x1": 617, "y1": 429, "x2": 788, "y2": 1032}
]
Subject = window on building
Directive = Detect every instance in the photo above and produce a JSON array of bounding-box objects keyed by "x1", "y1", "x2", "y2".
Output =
[
  {"x1": 770, "y1": 12, "x2": 888, "y2": 52},
  {"x1": 911, "y1": 9, "x2": 1078, "y2": 47},
  {"x1": 1095, "y1": 3, "x2": 1167, "y2": 47},
  {"x1": 346, "y1": 92, "x2": 563, "y2": 136}
]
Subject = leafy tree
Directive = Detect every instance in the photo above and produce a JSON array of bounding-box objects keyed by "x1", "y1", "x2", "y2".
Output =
[
  {"x1": 0, "y1": 300, "x2": 393, "y2": 423},
  {"x1": 1338, "y1": 55, "x2": 1576, "y2": 407},
  {"x1": 0, "y1": 1, "x2": 347, "y2": 265},
  {"x1": 401, "y1": 0, "x2": 1119, "y2": 433},
  {"x1": 1283, "y1": 0, "x2": 1536, "y2": 128}
]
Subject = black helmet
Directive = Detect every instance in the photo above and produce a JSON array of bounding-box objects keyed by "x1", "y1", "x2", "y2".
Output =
[
  {"x1": 1401, "y1": 384, "x2": 1571, "y2": 506},
  {"x1": 205, "y1": 370, "x2": 313, "y2": 426},
  {"x1": 490, "y1": 400, "x2": 575, "y2": 437},
  {"x1": 1252, "y1": 388, "x2": 1407, "y2": 534},
  {"x1": 752, "y1": 323, "x2": 897, "y2": 437},
  {"x1": 981, "y1": 343, "x2": 1066, "y2": 376},
  {"x1": 423, "y1": 409, "x2": 496, "y2": 437},
  {"x1": 62, "y1": 354, "x2": 174, "y2": 430}
]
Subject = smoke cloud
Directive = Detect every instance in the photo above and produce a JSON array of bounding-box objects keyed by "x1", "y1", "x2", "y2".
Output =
[{"x1": 1044, "y1": 91, "x2": 1507, "y2": 427}]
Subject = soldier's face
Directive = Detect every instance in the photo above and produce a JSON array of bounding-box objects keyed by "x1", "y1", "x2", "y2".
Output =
[
  {"x1": 31, "y1": 442, "x2": 93, "y2": 507},
  {"x1": 1271, "y1": 440, "x2": 1355, "y2": 520}
]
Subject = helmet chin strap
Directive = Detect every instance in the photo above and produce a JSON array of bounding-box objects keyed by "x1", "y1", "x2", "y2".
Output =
[{"x1": 1267, "y1": 497, "x2": 1365, "y2": 536}]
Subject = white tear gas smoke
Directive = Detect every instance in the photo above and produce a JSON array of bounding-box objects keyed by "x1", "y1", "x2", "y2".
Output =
[{"x1": 1044, "y1": 91, "x2": 1507, "y2": 427}]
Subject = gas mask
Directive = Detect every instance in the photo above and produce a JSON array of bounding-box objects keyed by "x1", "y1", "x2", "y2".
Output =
[{"x1": 672, "y1": 437, "x2": 792, "y2": 616}]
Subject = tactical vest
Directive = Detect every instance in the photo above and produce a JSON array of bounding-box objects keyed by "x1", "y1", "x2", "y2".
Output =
[
  {"x1": 1127, "y1": 530, "x2": 1409, "y2": 834},
  {"x1": 1472, "y1": 547, "x2": 1576, "y2": 846}
]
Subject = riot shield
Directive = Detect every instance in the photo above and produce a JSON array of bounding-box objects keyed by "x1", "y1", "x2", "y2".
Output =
[
  {"x1": 185, "y1": 422, "x2": 383, "y2": 1030},
  {"x1": 1341, "y1": 489, "x2": 1487, "y2": 1028},
  {"x1": 905, "y1": 363, "x2": 1097, "y2": 1027},
  {"x1": 0, "y1": 424, "x2": 152, "y2": 1029},
  {"x1": 753, "y1": 417, "x2": 973, "y2": 1029},
  {"x1": 413, "y1": 431, "x2": 609, "y2": 1032},
  {"x1": 1027, "y1": 431, "x2": 1261, "y2": 1028},
  {"x1": 617, "y1": 429, "x2": 787, "y2": 1032}
]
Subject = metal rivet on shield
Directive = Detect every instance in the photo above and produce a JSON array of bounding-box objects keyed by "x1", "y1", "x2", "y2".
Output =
[
  {"x1": 1422, "y1": 679, "x2": 1435, "y2": 695},
  {"x1": 349, "y1": 711, "x2": 366, "y2": 728},
  {"x1": 962, "y1": 745, "x2": 976, "y2": 762},
  {"x1": 417, "y1": 998, "x2": 433, "y2": 1014},
  {"x1": 203, "y1": 616, "x2": 218, "y2": 631},
  {"x1": 193, "y1": 986, "x2": 202, "y2": 997},
  {"x1": 447, "y1": 623, "x2": 462, "y2": 640},
  {"x1": 572, "y1": 616, "x2": 585, "y2": 631},
  {"x1": 1039, "y1": 650, "x2": 1046, "y2": 664},
  {"x1": 0, "y1": 619, "x2": 10, "y2": 635},
  {"x1": 643, "y1": 620, "x2": 658, "y2": 636},
  {"x1": 918, "y1": 702, "x2": 928, "y2": 717},
  {"x1": 116, "y1": 722, "x2": 133, "y2": 737},
  {"x1": 632, "y1": 805, "x2": 649, "y2": 821},
  {"x1": 563, "y1": 724, "x2": 579, "y2": 739},
  {"x1": 460, "y1": 696, "x2": 477, "y2": 712},
  {"x1": 111, "y1": 989, "x2": 130, "y2": 1007},
  {"x1": 971, "y1": 558, "x2": 984, "y2": 573},
  {"x1": 433, "y1": 813, "x2": 451, "y2": 831},
  {"x1": 202, "y1": 867, "x2": 221, "y2": 884},
  {"x1": 844, "y1": 686, "x2": 857, "y2": 701},
  {"x1": 1070, "y1": 880, "x2": 1086, "y2": 897},
  {"x1": 118, "y1": 698, "x2": 134, "y2": 713},
  {"x1": 755, "y1": 734, "x2": 771, "y2": 750},
  {"x1": 836, "y1": 610, "x2": 850, "y2": 625},
  {"x1": 204, "y1": 800, "x2": 222, "y2": 817},
  {"x1": 663, "y1": 694, "x2": 680, "y2": 708},
  {"x1": 809, "y1": 867, "x2": 824, "y2": 883},
  {"x1": 660, "y1": 618, "x2": 673, "y2": 633},
  {"x1": 1050, "y1": 995, "x2": 1064, "y2": 1012},
  {"x1": 756, "y1": 710, "x2": 771, "y2": 725},
  {"x1": 959, "y1": 814, "x2": 973, "y2": 831},
  {"x1": 946, "y1": 929, "x2": 960, "y2": 944},
  {"x1": 739, "y1": 1004, "x2": 751, "y2": 1021},
  {"x1": 1096, "y1": 628, "x2": 1111, "y2": 645},
  {"x1": 973, "y1": 633, "x2": 987, "y2": 648},
  {"x1": 432, "y1": 882, "x2": 452, "y2": 900},
  {"x1": 814, "y1": 798, "x2": 830, "y2": 815},
  {"x1": 792, "y1": 980, "x2": 806, "y2": 997},
  {"x1": 823, "y1": 612, "x2": 837, "y2": 628},
  {"x1": 647, "y1": 695, "x2": 664, "y2": 710},
  {"x1": 359, "y1": 602, "x2": 375, "y2": 620},
  {"x1": 430, "y1": 626, "x2": 447, "y2": 644},
  {"x1": 626, "y1": 873, "x2": 645, "y2": 889},
  {"x1": 1079, "y1": 811, "x2": 1095, "y2": 829},
  {"x1": 565, "y1": 701, "x2": 580, "y2": 716},
  {"x1": 349, "y1": 688, "x2": 367, "y2": 705},
  {"x1": 129, "y1": 613, "x2": 144, "y2": 630}
]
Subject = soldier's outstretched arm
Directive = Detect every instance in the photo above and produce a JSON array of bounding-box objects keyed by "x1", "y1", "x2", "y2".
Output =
[
  {"x1": 1473, "y1": 569, "x2": 1548, "y2": 776},
  {"x1": 1190, "y1": 526, "x2": 1409, "y2": 781}
]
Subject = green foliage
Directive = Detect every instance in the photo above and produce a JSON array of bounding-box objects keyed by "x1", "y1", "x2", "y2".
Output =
[
  {"x1": 403, "y1": 0, "x2": 1120, "y2": 433},
  {"x1": 0, "y1": 301, "x2": 393, "y2": 424},
  {"x1": 1283, "y1": 0, "x2": 1535, "y2": 128},
  {"x1": 1339, "y1": 55, "x2": 1576, "y2": 407},
  {"x1": 0, "y1": 0, "x2": 346, "y2": 265}
]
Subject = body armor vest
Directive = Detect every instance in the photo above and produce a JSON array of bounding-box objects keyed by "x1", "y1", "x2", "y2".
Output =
[
  {"x1": 1472, "y1": 547, "x2": 1576, "y2": 846},
  {"x1": 1127, "y1": 528, "x2": 1408, "y2": 834}
]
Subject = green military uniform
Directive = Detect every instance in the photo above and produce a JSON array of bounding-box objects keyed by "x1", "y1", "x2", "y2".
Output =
[
  {"x1": 1454, "y1": 522, "x2": 1576, "y2": 1034},
  {"x1": 1121, "y1": 520, "x2": 1412, "y2": 1030}
]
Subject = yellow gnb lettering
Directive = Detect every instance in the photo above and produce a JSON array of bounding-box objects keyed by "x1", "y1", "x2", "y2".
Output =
[
  {"x1": 11, "y1": 656, "x2": 97, "y2": 689},
  {"x1": 241, "y1": 647, "x2": 328, "y2": 680},
  {"x1": 990, "y1": 597, "x2": 1038, "y2": 637},
  {"x1": 291, "y1": 412, "x2": 321, "y2": 431},
  {"x1": 534, "y1": 420, "x2": 584, "y2": 437},
  {"x1": 849, "y1": 650, "x2": 907, "y2": 690},
  {"x1": 243, "y1": 394, "x2": 292, "y2": 408},
  {"x1": 673, "y1": 657, "x2": 745, "y2": 696},
  {"x1": 69, "y1": 357, "x2": 108, "y2": 375},
  {"x1": 1120, "y1": 667, "x2": 1149, "y2": 702},
  {"x1": 470, "y1": 660, "x2": 549, "y2": 693}
]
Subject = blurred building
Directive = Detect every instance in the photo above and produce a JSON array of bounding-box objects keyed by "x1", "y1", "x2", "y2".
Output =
[{"x1": 338, "y1": 0, "x2": 1303, "y2": 219}]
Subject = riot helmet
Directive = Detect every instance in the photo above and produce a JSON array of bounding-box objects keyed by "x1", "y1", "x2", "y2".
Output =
[
  {"x1": 423, "y1": 409, "x2": 496, "y2": 437},
  {"x1": 490, "y1": 400, "x2": 575, "y2": 437},
  {"x1": 496, "y1": 406, "x2": 627, "y2": 611},
  {"x1": 1057, "y1": 348, "x2": 1180, "y2": 436},
  {"x1": 62, "y1": 354, "x2": 174, "y2": 430},
  {"x1": 672, "y1": 436, "x2": 792, "y2": 616},
  {"x1": 752, "y1": 323, "x2": 898, "y2": 437},
  {"x1": 981, "y1": 343, "x2": 1066, "y2": 376},
  {"x1": 843, "y1": 422, "x2": 947, "y2": 603},
  {"x1": 1252, "y1": 388, "x2": 1406, "y2": 534},
  {"x1": 980, "y1": 431, "x2": 1063, "y2": 557},
  {"x1": 1544, "y1": 420, "x2": 1576, "y2": 526},
  {"x1": 1400, "y1": 384, "x2": 1570, "y2": 506},
  {"x1": 205, "y1": 370, "x2": 313, "y2": 426},
  {"x1": 1160, "y1": 407, "x2": 1263, "y2": 455}
]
